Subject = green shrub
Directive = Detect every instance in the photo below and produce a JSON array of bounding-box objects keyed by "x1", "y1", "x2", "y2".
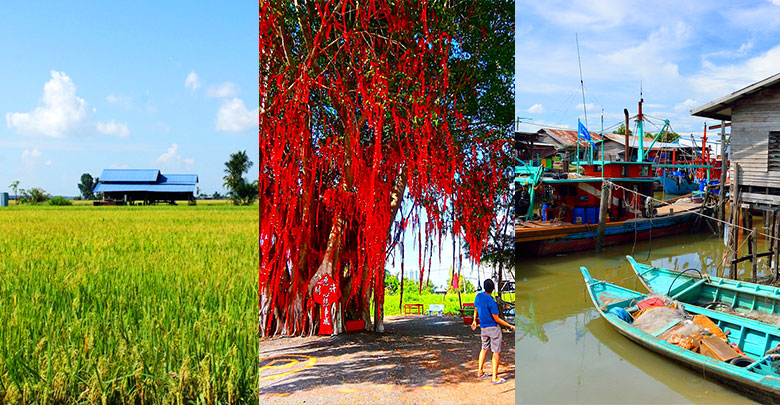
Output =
[
  {"x1": 48, "y1": 196, "x2": 72, "y2": 206},
  {"x1": 19, "y1": 187, "x2": 50, "y2": 204}
]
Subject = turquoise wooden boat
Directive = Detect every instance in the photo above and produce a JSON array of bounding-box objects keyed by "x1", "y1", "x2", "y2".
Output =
[
  {"x1": 581, "y1": 266, "x2": 780, "y2": 402},
  {"x1": 628, "y1": 255, "x2": 780, "y2": 324}
]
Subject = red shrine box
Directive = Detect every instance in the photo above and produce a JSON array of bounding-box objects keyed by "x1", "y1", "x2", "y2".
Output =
[{"x1": 345, "y1": 320, "x2": 365, "y2": 332}]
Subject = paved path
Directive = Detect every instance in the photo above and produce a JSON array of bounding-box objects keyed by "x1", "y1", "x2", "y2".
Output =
[{"x1": 259, "y1": 315, "x2": 515, "y2": 404}]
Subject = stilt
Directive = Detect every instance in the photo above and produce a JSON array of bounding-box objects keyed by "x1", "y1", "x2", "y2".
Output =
[
  {"x1": 751, "y1": 226, "x2": 758, "y2": 283},
  {"x1": 596, "y1": 182, "x2": 611, "y2": 253},
  {"x1": 774, "y1": 211, "x2": 780, "y2": 281},
  {"x1": 728, "y1": 164, "x2": 740, "y2": 279},
  {"x1": 717, "y1": 120, "x2": 728, "y2": 235}
]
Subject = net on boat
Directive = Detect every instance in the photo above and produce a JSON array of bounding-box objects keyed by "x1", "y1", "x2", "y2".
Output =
[{"x1": 632, "y1": 307, "x2": 685, "y2": 335}]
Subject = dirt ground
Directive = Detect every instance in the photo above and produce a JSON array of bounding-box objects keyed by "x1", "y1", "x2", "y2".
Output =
[{"x1": 259, "y1": 315, "x2": 515, "y2": 404}]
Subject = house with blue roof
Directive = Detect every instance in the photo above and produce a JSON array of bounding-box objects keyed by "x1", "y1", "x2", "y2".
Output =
[{"x1": 93, "y1": 169, "x2": 198, "y2": 204}]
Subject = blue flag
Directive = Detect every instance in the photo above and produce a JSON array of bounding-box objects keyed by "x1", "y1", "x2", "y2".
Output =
[{"x1": 578, "y1": 120, "x2": 597, "y2": 150}]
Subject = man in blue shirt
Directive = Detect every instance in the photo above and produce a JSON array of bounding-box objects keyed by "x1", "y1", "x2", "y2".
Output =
[{"x1": 471, "y1": 279, "x2": 515, "y2": 384}]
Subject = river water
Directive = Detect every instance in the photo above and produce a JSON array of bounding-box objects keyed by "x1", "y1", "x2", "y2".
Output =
[{"x1": 514, "y1": 221, "x2": 775, "y2": 404}]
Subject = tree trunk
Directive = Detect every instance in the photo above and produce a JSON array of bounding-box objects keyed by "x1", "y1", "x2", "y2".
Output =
[{"x1": 377, "y1": 166, "x2": 408, "y2": 332}]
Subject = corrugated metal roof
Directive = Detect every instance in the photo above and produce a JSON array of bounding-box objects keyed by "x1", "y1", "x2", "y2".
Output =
[
  {"x1": 159, "y1": 174, "x2": 198, "y2": 185},
  {"x1": 691, "y1": 72, "x2": 780, "y2": 120},
  {"x1": 94, "y1": 184, "x2": 196, "y2": 193},
  {"x1": 100, "y1": 169, "x2": 160, "y2": 183},
  {"x1": 539, "y1": 129, "x2": 604, "y2": 147}
]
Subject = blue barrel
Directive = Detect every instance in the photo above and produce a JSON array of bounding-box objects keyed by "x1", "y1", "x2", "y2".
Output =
[
  {"x1": 573, "y1": 207, "x2": 585, "y2": 224},
  {"x1": 585, "y1": 206, "x2": 599, "y2": 224},
  {"x1": 542, "y1": 204, "x2": 548, "y2": 221},
  {"x1": 0, "y1": 192, "x2": 7, "y2": 207}
]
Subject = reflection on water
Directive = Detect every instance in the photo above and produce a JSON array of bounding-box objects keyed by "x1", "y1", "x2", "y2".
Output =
[{"x1": 516, "y1": 229, "x2": 767, "y2": 404}]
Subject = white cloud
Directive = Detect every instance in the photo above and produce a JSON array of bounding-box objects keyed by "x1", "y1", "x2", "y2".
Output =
[
  {"x1": 527, "y1": 103, "x2": 545, "y2": 114},
  {"x1": 106, "y1": 93, "x2": 133, "y2": 109},
  {"x1": 6, "y1": 71, "x2": 88, "y2": 137},
  {"x1": 21, "y1": 148, "x2": 42, "y2": 160},
  {"x1": 95, "y1": 120, "x2": 130, "y2": 138},
  {"x1": 155, "y1": 144, "x2": 195, "y2": 169},
  {"x1": 207, "y1": 82, "x2": 238, "y2": 98},
  {"x1": 216, "y1": 98, "x2": 257, "y2": 132},
  {"x1": 689, "y1": 45, "x2": 780, "y2": 100},
  {"x1": 45, "y1": 160, "x2": 52, "y2": 166},
  {"x1": 674, "y1": 98, "x2": 698, "y2": 113},
  {"x1": 184, "y1": 71, "x2": 201, "y2": 91},
  {"x1": 599, "y1": 22, "x2": 690, "y2": 83},
  {"x1": 523, "y1": 0, "x2": 630, "y2": 30},
  {"x1": 154, "y1": 122, "x2": 171, "y2": 133},
  {"x1": 156, "y1": 143, "x2": 180, "y2": 164}
]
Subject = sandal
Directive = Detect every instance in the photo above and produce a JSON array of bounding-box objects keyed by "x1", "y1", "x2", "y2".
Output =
[
  {"x1": 478, "y1": 372, "x2": 490, "y2": 379},
  {"x1": 492, "y1": 378, "x2": 507, "y2": 384}
]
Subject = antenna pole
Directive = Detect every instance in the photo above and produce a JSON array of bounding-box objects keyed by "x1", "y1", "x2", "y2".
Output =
[{"x1": 576, "y1": 33, "x2": 588, "y2": 128}]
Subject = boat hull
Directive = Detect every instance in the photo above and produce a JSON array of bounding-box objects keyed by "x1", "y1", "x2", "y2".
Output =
[
  {"x1": 580, "y1": 267, "x2": 780, "y2": 403},
  {"x1": 516, "y1": 211, "x2": 699, "y2": 256},
  {"x1": 612, "y1": 319, "x2": 780, "y2": 404},
  {"x1": 660, "y1": 174, "x2": 700, "y2": 195}
]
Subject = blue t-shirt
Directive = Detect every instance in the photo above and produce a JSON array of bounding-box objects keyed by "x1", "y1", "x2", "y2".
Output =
[{"x1": 474, "y1": 291, "x2": 499, "y2": 328}]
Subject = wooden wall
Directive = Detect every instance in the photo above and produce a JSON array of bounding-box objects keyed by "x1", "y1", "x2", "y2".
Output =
[{"x1": 730, "y1": 84, "x2": 780, "y2": 193}]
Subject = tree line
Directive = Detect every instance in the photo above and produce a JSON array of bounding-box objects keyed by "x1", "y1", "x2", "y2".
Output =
[{"x1": 7, "y1": 151, "x2": 258, "y2": 205}]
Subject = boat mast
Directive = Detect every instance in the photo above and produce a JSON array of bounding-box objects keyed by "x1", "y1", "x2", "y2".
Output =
[
  {"x1": 576, "y1": 33, "x2": 588, "y2": 169},
  {"x1": 601, "y1": 109, "x2": 604, "y2": 165},
  {"x1": 637, "y1": 83, "x2": 644, "y2": 162}
]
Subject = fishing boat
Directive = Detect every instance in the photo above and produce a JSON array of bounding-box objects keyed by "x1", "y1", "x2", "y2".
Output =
[
  {"x1": 515, "y1": 96, "x2": 710, "y2": 256},
  {"x1": 628, "y1": 255, "x2": 780, "y2": 325},
  {"x1": 658, "y1": 170, "x2": 702, "y2": 195},
  {"x1": 514, "y1": 158, "x2": 705, "y2": 256},
  {"x1": 652, "y1": 122, "x2": 724, "y2": 196},
  {"x1": 581, "y1": 267, "x2": 780, "y2": 403}
]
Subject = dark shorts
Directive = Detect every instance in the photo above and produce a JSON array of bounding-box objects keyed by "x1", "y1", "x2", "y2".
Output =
[{"x1": 480, "y1": 326, "x2": 502, "y2": 353}]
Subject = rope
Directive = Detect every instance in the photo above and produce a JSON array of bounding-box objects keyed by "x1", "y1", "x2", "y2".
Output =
[
  {"x1": 608, "y1": 181, "x2": 780, "y2": 243},
  {"x1": 608, "y1": 180, "x2": 764, "y2": 278}
]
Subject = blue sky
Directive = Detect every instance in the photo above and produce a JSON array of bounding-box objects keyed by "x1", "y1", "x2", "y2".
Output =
[
  {"x1": 516, "y1": 0, "x2": 780, "y2": 150},
  {"x1": 0, "y1": 3, "x2": 257, "y2": 196}
]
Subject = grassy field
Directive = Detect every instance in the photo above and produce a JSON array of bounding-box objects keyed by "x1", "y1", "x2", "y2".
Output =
[
  {"x1": 383, "y1": 292, "x2": 477, "y2": 316},
  {"x1": 383, "y1": 290, "x2": 515, "y2": 316},
  {"x1": 0, "y1": 204, "x2": 257, "y2": 403}
]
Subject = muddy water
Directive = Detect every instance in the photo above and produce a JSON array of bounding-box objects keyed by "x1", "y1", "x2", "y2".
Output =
[{"x1": 514, "y1": 225, "x2": 776, "y2": 404}]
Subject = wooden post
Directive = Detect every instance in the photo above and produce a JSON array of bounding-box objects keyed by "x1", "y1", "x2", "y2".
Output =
[
  {"x1": 751, "y1": 226, "x2": 758, "y2": 283},
  {"x1": 774, "y1": 211, "x2": 780, "y2": 281},
  {"x1": 596, "y1": 181, "x2": 611, "y2": 253},
  {"x1": 718, "y1": 120, "x2": 728, "y2": 235},
  {"x1": 728, "y1": 164, "x2": 740, "y2": 279}
]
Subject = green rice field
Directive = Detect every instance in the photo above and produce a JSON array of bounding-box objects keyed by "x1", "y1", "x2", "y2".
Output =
[{"x1": 0, "y1": 204, "x2": 258, "y2": 403}]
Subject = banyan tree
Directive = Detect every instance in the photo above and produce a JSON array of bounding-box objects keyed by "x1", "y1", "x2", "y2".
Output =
[{"x1": 259, "y1": 0, "x2": 513, "y2": 337}]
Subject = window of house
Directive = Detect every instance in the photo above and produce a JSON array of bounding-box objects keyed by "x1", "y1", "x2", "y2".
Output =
[{"x1": 770, "y1": 132, "x2": 780, "y2": 171}]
